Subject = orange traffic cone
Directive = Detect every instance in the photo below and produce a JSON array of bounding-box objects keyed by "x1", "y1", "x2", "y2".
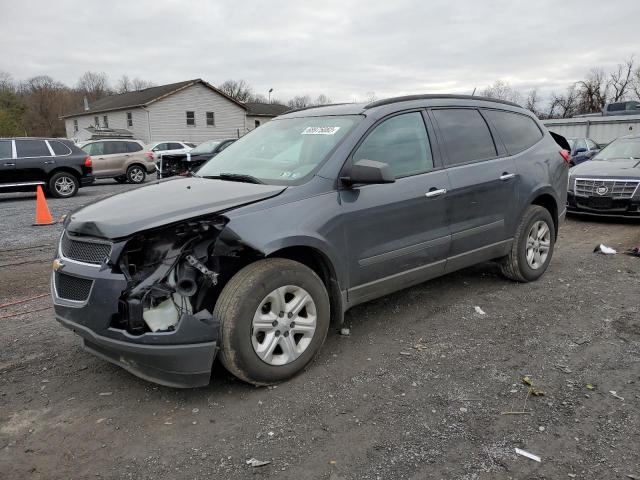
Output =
[{"x1": 33, "y1": 185, "x2": 55, "y2": 226}]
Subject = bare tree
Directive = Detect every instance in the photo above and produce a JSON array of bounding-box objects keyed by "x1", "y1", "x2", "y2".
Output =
[
  {"x1": 633, "y1": 66, "x2": 640, "y2": 100},
  {"x1": 525, "y1": 89, "x2": 540, "y2": 116},
  {"x1": 0, "y1": 71, "x2": 15, "y2": 93},
  {"x1": 548, "y1": 85, "x2": 579, "y2": 119},
  {"x1": 115, "y1": 75, "x2": 132, "y2": 93},
  {"x1": 482, "y1": 80, "x2": 522, "y2": 104},
  {"x1": 19, "y1": 75, "x2": 70, "y2": 136},
  {"x1": 218, "y1": 79, "x2": 253, "y2": 102},
  {"x1": 287, "y1": 95, "x2": 311, "y2": 109},
  {"x1": 364, "y1": 91, "x2": 377, "y2": 103},
  {"x1": 609, "y1": 56, "x2": 635, "y2": 102},
  {"x1": 131, "y1": 78, "x2": 154, "y2": 91},
  {"x1": 76, "y1": 71, "x2": 110, "y2": 101},
  {"x1": 314, "y1": 94, "x2": 332, "y2": 105},
  {"x1": 575, "y1": 68, "x2": 609, "y2": 114}
]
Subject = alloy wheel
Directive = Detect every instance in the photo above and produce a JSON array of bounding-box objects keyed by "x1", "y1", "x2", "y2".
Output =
[
  {"x1": 525, "y1": 220, "x2": 551, "y2": 270},
  {"x1": 54, "y1": 176, "x2": 75, "y2": 196},
  {"x1": 251, "y1": 285, "x2": 317, "y2": 366},
  {"x1": 129, "y1": 167, "x2": 144, "y2": 183}
]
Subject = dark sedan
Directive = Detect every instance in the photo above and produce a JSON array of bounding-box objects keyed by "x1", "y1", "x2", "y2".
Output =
[
  {"x1": 567, "y1": 135, "x2": 640, "y2": 217},
  {"x1": 567, "y1": 137, "x2": 600, "y2": 166},
  {"x1": 157, "y1": 139, "x2": 236, "y2": 178}
]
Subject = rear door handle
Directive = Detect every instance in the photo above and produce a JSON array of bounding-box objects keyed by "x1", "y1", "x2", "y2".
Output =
[
  {"x1": 3, "y1": 162, "x2": 15, "y2": 167},
  {"x1": 43, "y1": 161, "x2": 56, "y2": 164},
  {"x1": 425, "y1": 188, "x2": 447, "y2": 198},
  {"x1": 500, "y1": 173, "x2": 516, "y2": 181}
]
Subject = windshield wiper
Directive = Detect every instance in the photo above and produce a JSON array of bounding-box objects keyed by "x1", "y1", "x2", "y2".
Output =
[{"x1": 202, "y1": 173, "x2": 264, "y2": 184}]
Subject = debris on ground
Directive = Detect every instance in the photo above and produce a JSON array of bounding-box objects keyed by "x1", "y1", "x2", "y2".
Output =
[
  {"x1": 98, "y1": 392, "x2": 113, "y2": 396},
  {"x1": 609, "y1": 390, "x2": 625, "y2": 401},
  {"x1": 515, "y1": 447, "x2": 541, "y2": 462},
  {"x1": 246, "y1": 458, "x2": 271, "y2": 468},
  {"x1": 474, "y1": 306, "x2": 486, "y2": 315},
  {"x1": 593, "y1": 244, "x2": 617, "y2": 255},
  {"x1": 339, "y1": 327, "x2": 350, "y2": 336},
  {"x1": 624, "y1": 246, "x2": 640, "y2": 257},
  {"x1": 399, "y1": 351, "x2": 412, "y2": 356},
  {"x1": 586, "y1": 383, "x2": 596, "y2": 391}
]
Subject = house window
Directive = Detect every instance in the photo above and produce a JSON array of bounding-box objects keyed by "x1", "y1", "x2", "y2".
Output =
[
  {"x1": 103, "y1": 115, "x2": 109, "y2": 128},
  {"x1": 127, "y1": 112, "x2": 133, "y2": 127},
  {"x1": 73, "y1": 119, "x2": 78, "y2": 133},
  {"x1": 254, "y1": 119, "x2": 261, "y2": 128},
  {"x1": 186, "y1": 111, "x2": 195, "y2": 126},
  {"x1": 94, "y1": 116, "x2": 99, "y2": 127},
  {"x1": 206, "y1": 111, "x2": 215, "y2": 126}
]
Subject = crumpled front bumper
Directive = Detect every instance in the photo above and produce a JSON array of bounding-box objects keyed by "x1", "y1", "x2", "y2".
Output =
[{"x1": 52, "y1": 256, "x2": 218, "y2": 388}]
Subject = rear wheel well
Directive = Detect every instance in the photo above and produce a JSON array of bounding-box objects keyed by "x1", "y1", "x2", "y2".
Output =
[
  {"x1": 531, "y1": 194, "x2": 558, "y2": 238},
  {"x1": 48, "y1": 167, "x2": 80, "y2": 182},
  {"x1": 268, "y1": 246, "x2": 344, "y2": 326}
]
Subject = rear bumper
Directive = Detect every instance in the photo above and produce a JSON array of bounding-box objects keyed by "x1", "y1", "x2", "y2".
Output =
[
  {"x1": 80, "y1": 175, "x2": 95, "y2": 187},
  {"x1": 57, "y1": 316, "x2": 217, "y2": 388}
]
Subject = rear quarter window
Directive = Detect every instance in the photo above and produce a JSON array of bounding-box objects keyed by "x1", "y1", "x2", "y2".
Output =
[
  {"x1": 483, "y1": 109, "x2": 543, "y2": 155},
  {"x1": 126, "y1": 142, "x2": 143, "y2": 153},
  {"x1": 15, "y1": 139, "x2": 51, "y2": 158},
  {"x1": 49, "y1": 140, "x2": 72, "y2": 156}
]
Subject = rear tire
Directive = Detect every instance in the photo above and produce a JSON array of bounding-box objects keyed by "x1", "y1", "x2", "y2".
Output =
[
  {"x1": 215, "y1": 258, "x2": 330, "y2": 385},
  {"x1": 500, "y1": 205, "x2": 555, "y2": 282},
  {"x1": 126, "y1": 165, "x2": 146, "y2": 184},
  {"x1": 48, "y1": 172, "x2": 79, "y2": 198}
]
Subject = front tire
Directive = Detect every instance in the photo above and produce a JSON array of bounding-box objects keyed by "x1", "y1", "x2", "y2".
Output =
[
  {"x1": 215, "y1": 258, "x2": 330, "y2": 385},
  {"x1": 48, "y1": 172, "x2": 79, "y2": 198},
  {"x1": 500, "y1": 205, "x2": 555, "y2": 282},
  {"x1": 126, "y1": 165, "x2": 146, "y2": 184}
]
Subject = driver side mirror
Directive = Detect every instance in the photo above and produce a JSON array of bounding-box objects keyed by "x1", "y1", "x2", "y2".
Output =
[{"x1": 341, "y1": 159, "x2": 395, "y2": 186}]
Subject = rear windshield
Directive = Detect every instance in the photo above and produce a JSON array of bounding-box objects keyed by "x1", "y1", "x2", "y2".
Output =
[{"x1": 197, "y1": 115, "x2": 360, "y2": 184}]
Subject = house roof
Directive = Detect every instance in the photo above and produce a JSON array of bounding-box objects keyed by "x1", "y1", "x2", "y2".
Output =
[
  {"x1": 83, "y1": 127, "x2": 135, "y2": 139},
  {"x1": 63, "y1": 79, "x2": 247, "y2": 118},
  {"x1": 243, "y1": 102, "x2": 290, "y2": 117}
]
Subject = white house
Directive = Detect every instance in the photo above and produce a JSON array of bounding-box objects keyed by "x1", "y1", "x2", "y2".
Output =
[{"x1": 62, "y1": 79, "x2": 248, "y2": 144}]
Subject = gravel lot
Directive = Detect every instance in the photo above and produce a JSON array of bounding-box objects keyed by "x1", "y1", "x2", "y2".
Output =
[{"x1": 1, "y1": 181, "x2": 639, "y2": 479}]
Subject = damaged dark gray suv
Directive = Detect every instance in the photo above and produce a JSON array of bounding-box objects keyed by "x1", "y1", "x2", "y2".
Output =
[{"x1": 52, "y1": 95, "x2": 569, "y2": 388}]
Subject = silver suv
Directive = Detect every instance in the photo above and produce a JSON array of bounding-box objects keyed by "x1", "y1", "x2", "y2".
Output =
[{"x1": 81, "y1": 139, "x2": 156, "y2": 184}]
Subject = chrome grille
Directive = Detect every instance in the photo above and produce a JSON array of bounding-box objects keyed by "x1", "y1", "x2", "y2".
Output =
[
  {"x1": 61, "y1": 232, "x2": 111, "y2": 264},
  {"x1": 574, "y1": 178, "x2": 639, "y2": 199},
  {"x1": 55, "y1": 272, "x2": 93, "y2": 302}
]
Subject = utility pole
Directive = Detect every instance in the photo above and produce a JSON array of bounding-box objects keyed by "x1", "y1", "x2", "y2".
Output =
[{"x1": 268, "y1": 88, "x2": 274, "y2": 103}]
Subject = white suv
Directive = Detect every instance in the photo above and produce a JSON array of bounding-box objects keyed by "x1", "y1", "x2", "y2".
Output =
[{"x1": 147, "y1": 141, "x2": 195, "y2": 161}]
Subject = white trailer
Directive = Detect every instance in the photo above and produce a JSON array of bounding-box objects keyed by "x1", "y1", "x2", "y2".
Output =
[{"x1": 543, "y1": 114, "x2": 640, "y2": 145}]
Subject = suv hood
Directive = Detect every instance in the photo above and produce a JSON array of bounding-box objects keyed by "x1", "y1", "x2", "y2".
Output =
[
  {"x1": 572, "y1": 158, "x2": 640, "y2": 178},
  {"x1": 66, "y1": 177, "x2": 286, "y2": 239}
]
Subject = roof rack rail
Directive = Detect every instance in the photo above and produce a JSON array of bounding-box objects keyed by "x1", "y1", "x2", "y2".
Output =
[
  {"x1": 284, "y1": 103, "x2": 351, "y2": 114},
  {"x1": 364, "y1": 94, "x2": 521, "y2": 110}
]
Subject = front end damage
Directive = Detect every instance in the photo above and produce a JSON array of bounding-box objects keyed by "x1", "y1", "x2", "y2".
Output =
[{"x1": 52, "y1": 215, "x2": 260, "y2": 387}]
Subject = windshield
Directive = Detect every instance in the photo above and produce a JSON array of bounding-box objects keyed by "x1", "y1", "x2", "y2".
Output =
[
  {"x1": 197, "y1": 115, "x2": 360, "y2": 184},
  {"x1": 593, "y1": 137, "x2": 640, "y2": 161},
  {"x1": 190, "y1": 140, "x2": 220, "y2": 155}
]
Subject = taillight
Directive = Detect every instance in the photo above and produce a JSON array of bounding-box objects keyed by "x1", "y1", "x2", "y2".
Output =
[
  {"x1": 559, "y1": 150, "x2": 571, "y2": 163},
  {"x1": 145, "y1": 151, "x2": 154, "y2": 160},
  {"x1": 84, "y1": 156, "x2": 92, "y2": 167}
]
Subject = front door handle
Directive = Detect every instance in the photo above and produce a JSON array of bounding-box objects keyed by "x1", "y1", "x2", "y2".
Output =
[
  {"x1": 500, "y1": 173, "x2": 516, "y2": 181},
  {"x1": 43, "y1": 161, "x2": 56, "y2": 164},
  {"x1": 425, "y1": 188, "x2": 447, "y2": 198},
  {"x1": 3, "y1": 162, "x2": 15, "y2": 167}
]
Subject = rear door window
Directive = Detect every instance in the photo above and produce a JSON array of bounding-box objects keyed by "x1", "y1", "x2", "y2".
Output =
[
  {"x1": 49, "y1": 140, "x2": 72, "y2": 156},
  {"x1": 353, "y1": 112, "x2": 433, "y2": 178},
  {"x1": 482, "y1": 109, "x2": 543, "y2": 155},
  {"x1": 103, "y1": 141, "x2": 128, "y2": 155},
  {"x1": 0, "y1": 140, "x2": 12, "y2": 159},
  {"x1": 15, "y1": 139, "x2": 51, "y2": 158},
  {"x1": 573, "y1": 138, "x2": 587, "y2": 153},
  {"x1": 168, "y1": 142, "x2": 183, "y2": 150},
  {"x1": 431, "y1": 109, "x2": 497, "y2": 166},
  {"x1": 126, "y1": 142, "x2": 143, "y2": 153}
]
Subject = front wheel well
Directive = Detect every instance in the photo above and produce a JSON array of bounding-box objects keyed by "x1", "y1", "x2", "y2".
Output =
[
  {"x1": 268, "y1": 246, "x2": 344, "y2": 326},
  {"x1": 531, "y1": 193, "x2": 558, "y2": 238}
]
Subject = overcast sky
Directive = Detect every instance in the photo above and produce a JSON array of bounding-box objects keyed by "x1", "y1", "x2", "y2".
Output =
[{"x1": 1, "y1": 0, "x2": 639, "y2": 104}]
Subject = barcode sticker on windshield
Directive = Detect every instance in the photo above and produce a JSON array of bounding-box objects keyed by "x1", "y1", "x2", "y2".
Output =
[{"x1": 301, "y1": 126, "x2": 340, "y2": 135}]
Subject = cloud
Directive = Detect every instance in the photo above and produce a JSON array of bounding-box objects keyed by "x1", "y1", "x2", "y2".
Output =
[{"x1": 1, "y1": 0, "x2": 638, "y2": 103}]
